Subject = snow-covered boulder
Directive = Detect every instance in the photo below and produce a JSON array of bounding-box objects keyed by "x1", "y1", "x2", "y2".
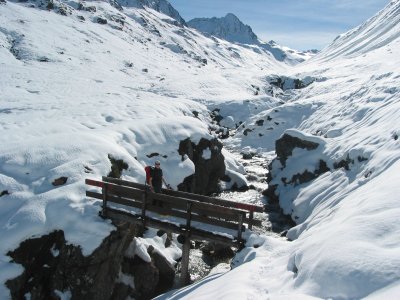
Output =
[{"x1": 177, "y1": 138, "x2": 226, "y2": 195}]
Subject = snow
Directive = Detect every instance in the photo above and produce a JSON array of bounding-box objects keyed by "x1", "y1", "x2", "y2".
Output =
[
  {"x1": 188, "y1": 14, "x2": 317, "y2": 65},
  {"x1": 54, "y1": 289, "x2": 72, "y2": 300},
  {"x1": 1, "y1": 0, "x2": 400, "y2": 299}
]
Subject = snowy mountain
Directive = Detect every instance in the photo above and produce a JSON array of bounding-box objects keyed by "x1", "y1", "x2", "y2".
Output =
[
  {"x1": 0, "y1": 0, "x2": 286, "y2": 298},
  {"x1": 315, "y1": 0, "x2": 400, "y2": 60},
  {"x1": 188, "y1": 13, "x2": 258, "y2": 45},
  {"x1": 188, "y1": 13, "x2": 317, "y2": 65},
  {"x1": 118, "y1": 0, "x2": 186, "y2": 25},
  {"x1": 1, "y1": 0, "x2": 400, "y2": 299}
]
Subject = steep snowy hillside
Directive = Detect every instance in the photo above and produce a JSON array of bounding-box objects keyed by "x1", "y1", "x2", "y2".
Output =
[
  {"x1": 188, "y1": 13, "x2": 317, "y2": 65},
  {"x1": 118, "y1": 0, "x2": 186, "y2": 25},
  {"x1": 162, "y1": 0, "x2": 400, "y2": 299},
  {"x1": 314, "y1": 0, "x2": 400, "y2": 60},
  {"x1": 0, "y1": 0, "x2": 286, "y2": 298}
]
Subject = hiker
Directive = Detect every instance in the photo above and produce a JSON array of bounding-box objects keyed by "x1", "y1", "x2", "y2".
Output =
[{"x1": 149, "y1": 160, "x2": 169, "y2": 193}]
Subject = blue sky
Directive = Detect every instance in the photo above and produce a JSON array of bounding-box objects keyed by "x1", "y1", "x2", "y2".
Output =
[{"x1": 168, "y1": 0, "x2": 390, "y2": 50}]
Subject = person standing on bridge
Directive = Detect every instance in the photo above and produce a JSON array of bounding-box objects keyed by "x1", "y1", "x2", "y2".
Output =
[{"x1": 149, "y1": 160, "x2": 170, "y2": 193}]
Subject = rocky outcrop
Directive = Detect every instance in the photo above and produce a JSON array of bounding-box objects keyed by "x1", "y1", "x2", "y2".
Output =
[
  {"x1": 6, "y1": 222, "x2": 176, "y2": 300},
  {"x1": 275, "y1": 133, "x2": 319, "y2": 167},
  {"x1": 263, "y1": 131, "x2": 328, "y2": 205},
  {"x1": 266, "y1": 75, "x2": 315, "y2": 92},
  {"x1": 178, "y1": 138, "x2": 225, "y2": 195}
]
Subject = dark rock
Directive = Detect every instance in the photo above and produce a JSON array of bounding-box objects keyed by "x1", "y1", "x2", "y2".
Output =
[
  {"x1": 142, "y1": 68, "x2": 148, "y2": 73},
  {"x1": 192, "y1": 110, "x2": 199, "y2": 118},
  {"x1": 201, "y1": 242, "x2": 234, "y2": 260},
  {"x1": 108, "y1": 154, "x2": 128, "y2": 178},
  {"x1": 246, "y1": 174, "x2": 258, "y2": 181},
  {"x1": 97, "y1": 17, "x2": 108, "y2": 25},
  {"x1": 85, "y1": 6, "x2": 97, "y2": 12},
  {"x1": 231, "y1": 182, "x2": 249, "y2": 192},
  {"x1": 131, "y1": 256, "x2": 159, "y2": 299},
  {"x1": 220, "y1": 174, "x2": 231, "y2": 182},
  {"x1": 275, "y1": 133, "x2": 319, "y2": 167},
  {"x1": 394, "y1": 134, "x2": 398, "y2": 141},
  {"x1": 267, "y1": 116, "x2": 272, "y2": 121},
  {"x1": 177, "y1": 138, "x2": 225, "y2": 195},
  {"x1": 333, "y1": 155, "x2": 353, "y2": 171},
  {"x1": 46, "y1": 0, "x2": 54, "y2": 9},
  {"x1": 243, "y1": 128, "x2": 253, "y2": 136},
  {"x1": 1, "y1": 190, "x2": 9, "y2": 197},
  {"x1": 0, "y1": 0, "x2": 7, "y2": 4},
  {"x1": 210, "y1": 109, "x2": 223, "y2": 124},
  {"x1": 38, "y1": 56, "x2": 50, "y2": 62},
  {"x1": 109, "y1": 0, "x2": 123, "y2": 11},
  {"x1": 242, "y1": 152, "x2": 254, "y2": 160},
  {"x1": 146, "y1": 152, "x2": 159, "y2": 158},
  {"x1": 52, "y1": 176, "x2": 68, "y2": 186},
  {"x1": 148, "y1": 246, "x2": 175, "y2": 292},
  {"x1": 6, "y1": 223, "x2": 144, "y2": 300},
  {"x1": 255, "y1": 119, "x2": 264, "y2": 126},
  {"x1": 157, "y1": 230, "x2": 173, "y2": 247},
  {"x1": 357, "y1": 156, "x2": 368, "y2": 162},
  {"x1": 262, "y1": 184, "x2": 279, "y2": 204},
  {"x1": 110, "y1": 282, "x2": 135, "y2": 300},
  {"x1": 77, "y1": 15, "x2": 85, "y2": 21},
  {"x1": 58, "y1": 6, "x2": 68, "y2": 16}
]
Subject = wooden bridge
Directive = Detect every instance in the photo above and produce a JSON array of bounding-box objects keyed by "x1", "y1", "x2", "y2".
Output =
[{"x1": 85, "y1": 176, "x2": 264, "y2": 286}]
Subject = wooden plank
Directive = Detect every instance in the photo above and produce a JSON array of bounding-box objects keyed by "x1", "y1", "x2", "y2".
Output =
[
  {"x1": 102, "y1": 176, "x2": 264, "y2": 213},
  {"x1": 86, "y1": 190, "x2": 262, "y2": 228},
  {"x1": 104, "y1": 208, "x2": 239, "y2": 246},
  {"x1": 151, "y1": 192, "x2": 246, "y2": 217},
  {"x1": 86, "y1": 178, "x2": 104, "y2": 188},
  {"x1": 86, "y1": 191, "x2": 245, "y2": 231},
  {"x1": 86, "y1": 190, "x2": 103, "y2": 200}
]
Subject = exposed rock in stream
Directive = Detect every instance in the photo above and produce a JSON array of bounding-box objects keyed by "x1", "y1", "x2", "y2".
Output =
[{"x1": 178, "y1": 137, "x2": 225, "y2": 195}]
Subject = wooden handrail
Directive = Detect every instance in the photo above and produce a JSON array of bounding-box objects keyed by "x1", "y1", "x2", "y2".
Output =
[{"x1": 102, "y1": 176, "x2": 264, "y2": 213}]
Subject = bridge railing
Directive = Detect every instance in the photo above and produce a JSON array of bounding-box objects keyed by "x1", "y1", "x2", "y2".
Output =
[{"x1": 85, "y1": 176, "x2": 265, "y2": 286}]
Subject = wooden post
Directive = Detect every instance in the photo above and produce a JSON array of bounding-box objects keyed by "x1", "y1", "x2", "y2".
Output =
[
  {"x1": 102, "y1": 183, "x2": 108, "y2": 217},
  {"x1": 180, "y1": 235, "x2": 191, "y2": 287},
  {"x1": 180, "y1": 202, "x2": 193, "y2": 287},
  {"x1": 248, "y1": 211, "x2": 254, "y2": 230},
  {"x1": 141, "y1": 192, "x2": 147, "y2": 227},
  {"x1": 237, "y1": 213, "x2": 244, "y2": 243}
]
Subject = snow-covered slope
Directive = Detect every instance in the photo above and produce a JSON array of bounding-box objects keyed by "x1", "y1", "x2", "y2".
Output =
[
  {"x1": 0, "y1": 0, "x2": 286, "y2": 298},
  {"x1": 314, "y1": 0, "x2": 400, "y2": 60},
  {"x1": 188, "y1": 13, "x2": 317, "y2": 65},
  {"x1": 1, "y1": 0, "x2": 400, "y2": 299},
  {"x1": 118, "y1": 0, "x2": 186, "y2": 25},
  {"x1": 158, "y1": 1, "x2": 400, "y2": 299}
]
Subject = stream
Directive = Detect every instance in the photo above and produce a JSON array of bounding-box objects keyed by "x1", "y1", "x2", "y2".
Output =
[{"x1": 173, "y1": 149, "x2": 295, "y2": 287}]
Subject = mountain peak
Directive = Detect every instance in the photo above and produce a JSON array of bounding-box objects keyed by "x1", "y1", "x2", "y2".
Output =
[
  {"x1": 188, "y1": 13, "x2": 258, "y2": 45},
  {"x1": 118, "y1": 0, "x2": 186, "y2": 25}
]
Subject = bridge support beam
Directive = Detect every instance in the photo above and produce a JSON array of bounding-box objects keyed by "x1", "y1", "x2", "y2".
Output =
[{"x1": 180, "y1": 235, "x2": 191, "y2": 287}]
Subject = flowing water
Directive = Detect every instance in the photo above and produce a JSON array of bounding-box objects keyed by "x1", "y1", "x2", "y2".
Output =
[{"x1": 174, "y1": 149, "x2": 294, "y2": 286}]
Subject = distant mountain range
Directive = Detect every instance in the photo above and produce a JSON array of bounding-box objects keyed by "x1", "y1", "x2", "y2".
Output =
[
  {"x1": 188, "y1": 13, "x2": 318, "y2": 64},
  {"x1": 123, "y1": 1, "x2": 318, "y2": 65}
]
